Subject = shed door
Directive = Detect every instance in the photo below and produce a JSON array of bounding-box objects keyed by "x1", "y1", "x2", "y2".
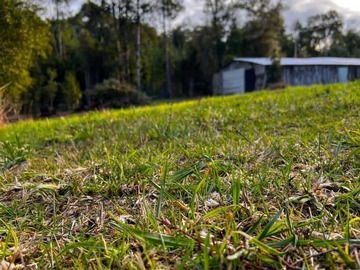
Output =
[
  {"x1": 223, "y1": 68, "x2": 245, "y2": 94},
  {"x1": 338, "y1": 67, "x2": 348, "y2": 83}
]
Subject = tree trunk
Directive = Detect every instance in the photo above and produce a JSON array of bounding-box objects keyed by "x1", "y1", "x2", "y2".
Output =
[
  {"x1": 163, "y1": 6, "x2": 172, "y2": 98},
  {"x1": 55, "y1": 2, "x2": 63, "y2": 57},
  {"x1": 165, "y1": 39, "x2": 172, "y2": 98},
  {"x1": 189, "y1": 78, "x2": 194, "y2": 97},
  {"x1": 124, "y1": 0, "x2": 131, "y2": 82},
  {"x1": 112, "y1": 3, "x2": 122, "y2": 81},
  {"x1": 85, "y1": 70, "x2": 91, "y2": 108},
  {"x1": 135, "y1": 0, "x2": 141, "y2": 92}
]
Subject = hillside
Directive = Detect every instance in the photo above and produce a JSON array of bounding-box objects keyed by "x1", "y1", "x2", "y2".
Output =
[{"x1": 0, "y1": 83, "x2": 359, "y2": 269}]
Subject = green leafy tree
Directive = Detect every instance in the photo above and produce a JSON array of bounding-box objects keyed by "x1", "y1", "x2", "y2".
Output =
[
  {"x1": 140, "y1": 24, "x2": 164, "y2": 95},
  {"x1": 226, "y1": 24, "x2": 244, "y2": 61},
  {"x1": 343, "y1": 30, "x2": 360, "y2": 57},
  {"x1": 295, "y1": 10, "x2": 343, "y2": 56},
  {"x1": 240, "y1": 0, "x2": 285, "y2": 57},
  {"x1": 71, "y1": 2, "x2": 118, "y2": 106},
  {"x1": 0, "y1": 0, "x2": 50, "y2": 107},
  {"x1": 328, "y1": 30, "x2": 360, "y2": 57}
]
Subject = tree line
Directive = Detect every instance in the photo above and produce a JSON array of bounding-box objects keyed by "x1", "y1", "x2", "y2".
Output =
[{"x1": 1, "y1": 0, "x2": 360, "y2": 117}]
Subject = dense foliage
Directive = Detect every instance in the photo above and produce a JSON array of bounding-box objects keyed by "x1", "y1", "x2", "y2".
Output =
[
  {"x1": 89, "y1": 79, "x2": 150, "y2": 109},
  {"x1": 1, "y1": 0, "x2": 360, "y2": 117},
  {"x1": 0, "y1": 0, "x2": 50, "y2": 108}
]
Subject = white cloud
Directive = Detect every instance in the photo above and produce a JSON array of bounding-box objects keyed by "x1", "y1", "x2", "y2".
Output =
[
  {"x1": 282, "y1": 0, "x2": 360, "y2": 32},
  {"x1": 334, "y1": 0, "x2": 360, "y2": 12},
  {"x1": 174, "y1": 0, "x2": 205, "y2": 27},
  {"x1": 68, "y1": 0, "x2": 360, "y2": 32}
]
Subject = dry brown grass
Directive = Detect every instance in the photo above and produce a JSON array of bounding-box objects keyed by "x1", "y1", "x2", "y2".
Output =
[{"x1": 0, "y1": 84, "x2": 14, "y2": 126}]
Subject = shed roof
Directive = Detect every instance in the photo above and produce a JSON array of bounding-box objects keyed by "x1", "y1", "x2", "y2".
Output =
[{"x1": 233, "y1": 57, "x2": 360, "y2": 66}]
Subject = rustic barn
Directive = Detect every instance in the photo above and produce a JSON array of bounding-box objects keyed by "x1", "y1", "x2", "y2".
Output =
[{"x1": 213, "y1": 57, "x2": 360, "y2": 95}]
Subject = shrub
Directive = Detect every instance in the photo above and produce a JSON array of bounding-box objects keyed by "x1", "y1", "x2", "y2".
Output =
[
  {"x1": 88, "y1": 79, "x2": 150, "y2": 109},
  {"x1": 61, "y1": 72, "x2": 82, "y2": 110}
]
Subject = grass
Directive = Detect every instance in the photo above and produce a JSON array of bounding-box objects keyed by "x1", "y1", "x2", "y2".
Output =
[{"x1": 0, "y1": 82, "x2": 359, "y2": 269}]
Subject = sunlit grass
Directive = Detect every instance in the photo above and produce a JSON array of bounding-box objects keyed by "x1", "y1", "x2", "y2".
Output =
[{"x1": 0, "y1": 82, "x2": 359, "y2": 269}]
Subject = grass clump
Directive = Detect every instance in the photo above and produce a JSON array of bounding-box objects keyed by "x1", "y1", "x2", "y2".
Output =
[{"x1": 0, "y1": 82, "x2": 359, "y2": 269}]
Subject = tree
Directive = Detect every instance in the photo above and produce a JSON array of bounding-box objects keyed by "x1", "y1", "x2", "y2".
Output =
[
  {"x1": 240, "y1": 0, "x2": 285, "y2": 57},
  {"x1": 42, "y1": 68, "x2": 58, "y2": 113},
  {"x1": 119, "y1": 0, "x2": 133, "y2": 82},
  {"x1": 156, "y1": 0, "x2": 183, "y2": 98},
  {"x1": 204, "y1": 0, "x2": 232, "y2": 71},
  {"x1": 135, "y1": 0, "x2": 152, "y2": 92},
  {"x1": 47, "y1": 0, "x2": 74, "y2": 58},
  {"x1": 111, "y1": 0, "x2": 154, "y2": 91},
  {"x1": 188, "y1": 25, "x2": 217, "y2": 95},
  {"x1": 226, "y1": 23, "x2": 244, "y2": 61},
  {"x1": 327, "y1": 30, "x2": 360, "y2": 57},
  {"x1": 343, "y1": 30, "x2": 360, "y2": 57},
  {"x1": 72, "y1": 2, "x2": 118, "y2": 106},
  {"x1": 171, "y1": 27, "x2": 199, "y2": 96},
  {"x1": 0, "y1": 0, "x2": 50, "y2": 107},
  {"x1": 295, "y1": 10, "x2": 343, "y2": 56},
  {"x1": 139, "y1": 24, "x2": 164, "y2": 95}
]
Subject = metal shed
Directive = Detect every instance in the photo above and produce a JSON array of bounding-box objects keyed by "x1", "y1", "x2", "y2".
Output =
[{"x1": 213, "y1": 57, "x2": 360, "y2": 95}]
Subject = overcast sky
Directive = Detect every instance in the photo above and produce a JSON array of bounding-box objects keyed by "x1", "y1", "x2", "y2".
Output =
[{"x1": 66, "y1": 0, "x2": 360, "y2": 32}]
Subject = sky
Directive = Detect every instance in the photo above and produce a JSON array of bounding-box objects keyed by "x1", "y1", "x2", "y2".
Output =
[{"x1": 67, "y1": 0, "x2": 360, "y2": 32}]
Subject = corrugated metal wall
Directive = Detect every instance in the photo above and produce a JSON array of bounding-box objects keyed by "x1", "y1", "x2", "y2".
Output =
[
  {"x1": 223, "y1": 69, "x2": 245, "y2": 94},
  {"x1": 213, "y1": 63, "x2": 360, "y2": 95},
  {"x1": 282, "y1": 66, "x2": 339, "y2": 86},
  {"x1": 348, "y1": 67, "x2": 360, "y2": 81}
]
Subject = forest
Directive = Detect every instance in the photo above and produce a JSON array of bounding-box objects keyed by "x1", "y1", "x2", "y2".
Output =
[{"x1": 1, "y1": 0, "x2": 360, "y2": 118}]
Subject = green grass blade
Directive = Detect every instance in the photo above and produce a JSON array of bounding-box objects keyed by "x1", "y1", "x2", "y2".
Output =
[
  {"x1": 247, "y1": 215, "x2": 263, "y2": 235},
  {"x1": 257, "y1": 209, "x2": 283, "y2": 241},
  {"x1": 110, "y1": 221, "x2": 193, "y2": 248},
  {"x1": 236, "y1": 231, "x2": 283, "y2": 256},
  {"x1": 200, "y1": 206, "x2": 238, "y2": 221}
]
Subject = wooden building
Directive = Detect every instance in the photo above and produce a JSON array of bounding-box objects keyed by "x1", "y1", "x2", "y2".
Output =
[{"x1": 213, "y1": 57, "x2": 360, "y2": 95}]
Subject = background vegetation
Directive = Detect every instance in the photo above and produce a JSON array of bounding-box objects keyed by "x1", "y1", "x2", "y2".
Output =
[{"x1": 1, "y1": 0, "x2": 360, "y2": 118}]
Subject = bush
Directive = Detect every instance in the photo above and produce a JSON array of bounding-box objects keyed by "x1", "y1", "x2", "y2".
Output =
[
  {"x1": 61, "y1": 72, "x2": 82, "y2": 110},
  {"x1": 88, "y1": 79, "x2": 150, "y2": 109}
]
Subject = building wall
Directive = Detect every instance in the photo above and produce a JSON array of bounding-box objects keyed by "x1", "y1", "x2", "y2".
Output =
[
  {"x1": 213, "y1": 62, "x2": 360, "y2": 95},
  {"x1": 223, "y1": 62, "x2": 266, "y2": 90},
  {"x1": 282, "y1": 66, "x2": 339, "y2": 86},
  {"x1": 213, "y1": 62, "x2": 267, "y2": 94},
  {"x1": 348, "y1": 66, "x2": 360, "y2": 81}
]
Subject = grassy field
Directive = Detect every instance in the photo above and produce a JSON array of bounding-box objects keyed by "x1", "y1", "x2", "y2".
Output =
[{"x1": 0, "y1": 82, "x2": 359, "y2": 269}]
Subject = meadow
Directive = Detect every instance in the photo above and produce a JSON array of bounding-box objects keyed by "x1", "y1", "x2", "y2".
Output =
[{"x1": 0, "y1": 82, "x2": 359, "y2": 269}]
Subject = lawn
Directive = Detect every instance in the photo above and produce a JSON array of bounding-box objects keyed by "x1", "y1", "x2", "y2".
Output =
[{"x1": 0, "y1": 82, "x2": 359, "y2": 269}]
